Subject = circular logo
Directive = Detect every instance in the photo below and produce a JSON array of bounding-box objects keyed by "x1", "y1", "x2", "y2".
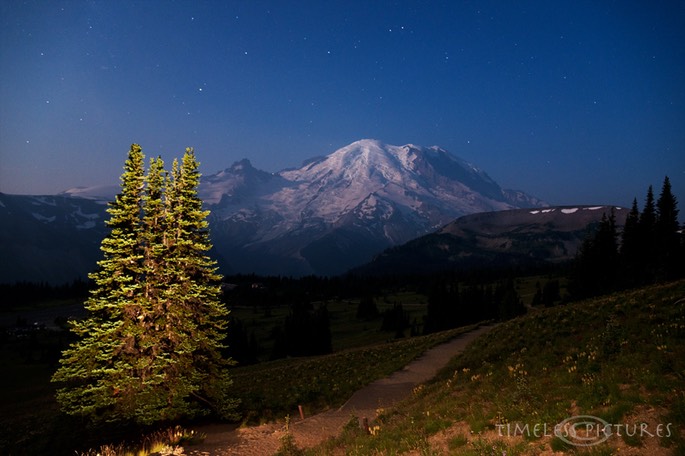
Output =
[{"x1": 554, "y1": 415, "x2": 612, "y2": 447}]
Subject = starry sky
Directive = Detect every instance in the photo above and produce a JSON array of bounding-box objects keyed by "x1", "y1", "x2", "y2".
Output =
[{"x1": 1, "y1": 1, "x2": 684, "y2": 208}]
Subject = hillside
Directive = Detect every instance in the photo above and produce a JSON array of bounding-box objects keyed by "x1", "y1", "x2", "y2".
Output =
[
  {"x1": 2, "y1": 279, "x2": 683, "y2": 455},
  {"x1": 311, "y1": 280, "x2": 685, "y2": 455},
  {"x1": 353, "y1": 205, "x2": 628, "y2": 275},
  {"x1": 0, "y1": 194, "x2": 107, "y2": 284}
]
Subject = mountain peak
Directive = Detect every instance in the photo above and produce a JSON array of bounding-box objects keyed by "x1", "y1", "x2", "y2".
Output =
[
  {"x1": 230, "y1": 158, "x2": 254, "y2": 171},
  {"x1": 202, "y1": 139, "x2": 545, "y2": 274},
  {"x1": 350, "y1": 138, "x2": 385, "y2": 147},
  {"x1": 2, "y1": 139, "x2": 547, "y2": 281}
]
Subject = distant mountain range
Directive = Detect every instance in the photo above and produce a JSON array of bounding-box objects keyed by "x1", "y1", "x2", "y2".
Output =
[
  {"x1": 0, "y1": 194, "x2": 107, "y2": 284},
  {"x1": 1, "y1": 139, "x2": 548, "y2": 283},
  {"x1": 351, "y1": 205, "x2": 628, "y2": 276}
]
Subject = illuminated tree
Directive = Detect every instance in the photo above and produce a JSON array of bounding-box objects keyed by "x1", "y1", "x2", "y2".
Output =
[
  {"x1": 159, "y1": 148, "x2": 237, "y2": 419},
  {"x1": 52, "y1": 145, "x2": 237, "y2": 424}
]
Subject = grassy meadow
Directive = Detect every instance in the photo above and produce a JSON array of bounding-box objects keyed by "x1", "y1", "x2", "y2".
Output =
[
  {"x1": 1, "y1": 278, "x2": 683, "y2": 455},
  {"x1": 309, "y1": 279, "x2": 685, "y2": 455},
  {"x1": 0, "y1": 286, "x2": 467, "y2": 455}
]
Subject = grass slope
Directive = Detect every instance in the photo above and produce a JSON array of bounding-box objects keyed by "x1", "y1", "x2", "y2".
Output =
[
  {"x1": 0, "y1": 316, "x2": 471, "y2": 455},
  {"x1": 312, "y1": 280, "x2": 685, "y2": 455},
  {"x1": 4, "y1": 280, "x2": 683, "y2": 455},
  {"x1": 231, "y1": 325, "x2": 475, "y2": 423}
]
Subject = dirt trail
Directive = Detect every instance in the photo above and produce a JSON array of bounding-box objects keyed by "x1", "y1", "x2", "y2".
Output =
[{"x1": 188, "y1": 324, "x2": 496, "y2": 456}]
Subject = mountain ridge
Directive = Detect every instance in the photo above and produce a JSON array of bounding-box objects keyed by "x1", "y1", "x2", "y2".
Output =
[
  {"x1": 204, "y1": 139, "x2": 546, "y2": 275},
  {"x1": 351, "y1": 205, "x2": 628, "y2": 276},
  {"x1": 1, "y1": 139, "x2": 547, "y2": 281}
]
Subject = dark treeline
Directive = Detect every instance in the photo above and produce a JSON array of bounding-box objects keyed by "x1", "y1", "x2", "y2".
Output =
[
  {"x1": 570, "y1": 176, "x2": 684, "y2": 299},
  {"x1": 220, "y1": 263, "x2": 554, "y2": 310},
  {"x1": 0, "y1": 279, "x2": 89, "y2": 308},
  {"x1": 270, "y1": 301, "x2": 332, "y2": 359},
  {"x1": 5, "y1": 176, "x2": 680, "y2": 367},
  {"x1": 221, "y1": 272, "x2": 528, "y2": 364},
  {"x1": 220, "y1": 273, "x2": 381, "y2": 307},
  {"x1": 424, "y1": 277, "x2": 525, "y2": 334}
]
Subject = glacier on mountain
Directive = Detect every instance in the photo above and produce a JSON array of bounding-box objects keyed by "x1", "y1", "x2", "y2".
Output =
[
  {"x1": 202, "y1": 139, "x2": 545, "y2": 275},
  {"x1": 1, "y1": 139, "x2": 547, "y2": 280}
]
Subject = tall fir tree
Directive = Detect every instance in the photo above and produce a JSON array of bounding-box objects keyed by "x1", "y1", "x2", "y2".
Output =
[
  {"x1": 495, "y1": 278, "x2": 525, "y2": 320},
  {"x1": 52, "y1": 144, "x2": 147, "y2": 422},
  {"x1": 161, "y1": 148, "x2": 237, "y2": 419},
  {"x1": 126, "y1": 155, "x2": 174, "y2": 422},
  {"x1": 638, "y1": 185, "x2": 657, "y2": 279},
  {"x1": 52, "y1": 145, "x2": 237, "y2": 424},
  {"x1": 620, "y1": 198, "x2": 641, "y2": 285},
  {"x1": 569, "y1": 210, "x2": 619, "y2": 298},
  {"x1": 655, "y1": 176, "x2": 681, "y2": 279}
]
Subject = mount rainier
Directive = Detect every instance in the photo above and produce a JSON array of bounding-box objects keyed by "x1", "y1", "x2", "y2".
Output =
[
  {"x1": 0, "y1": 139, "x2": 545, "y2": 282},
  {"x1": 204, "y1": 139, "x2": 545, "y2": 275}
]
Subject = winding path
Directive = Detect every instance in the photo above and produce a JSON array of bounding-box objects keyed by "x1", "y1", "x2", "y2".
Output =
[{"x1": 188, "y1": 324, "x2": 496, "y2": 456}]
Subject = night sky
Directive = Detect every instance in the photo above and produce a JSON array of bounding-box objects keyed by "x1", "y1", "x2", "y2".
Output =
[{"x1": 1, "y1": 1, "x2": 684, "y2": 207}]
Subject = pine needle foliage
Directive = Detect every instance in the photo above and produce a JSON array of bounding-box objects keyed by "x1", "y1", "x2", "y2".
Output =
[{"x1": 52, "y1": 144, "x2": 237, "y2": 425}]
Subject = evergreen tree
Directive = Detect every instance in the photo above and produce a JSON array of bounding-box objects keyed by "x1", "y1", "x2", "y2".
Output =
[
  {"x1": 52, "y1": 144, "x2": 147, "y2": 422},
  {"x1": 569, "y1": 210, "x2": 619, "y2": 299},
  {"x1": 380, "y1": 303, "x2": 409, "y2": 337},
  {"x1": 531, "y1": 281, "x2": 543, "y2": 307},
  {"x1": 356, "y1": 295, "x2": 379, "y2": 320},
  {"x1": 52, "y1": 145, "x2": 237, "y2": 424},
  {"x1": 638, "y1": 185, "x2": 657, "y2": 279},
  {"x1": 424, "y1": 280, "x2": 461, "y2": 333},
  {"x1": 495, "y1": 279, "x2": 525, "y2": 320},
  {"x1": 225, "y1": 317, "x2": 260, "y2": 365},
  {"x1": 595, "y1": 210, "x2": 619, "y2": 274},
  {"x1": 312, "y1": 304, "x2": 332, "y2": 354},
  {"x1": 541, "y1": 280, "x2": 560, "y2": 307},
  {"x1": 161, "y1": 147, "x2": 237, "y2": 420},
  {"x1": 655, "y1": 176, "x2": 681, "y2": 279},
  {"x1": 278, "y1": 301, "x2": 332, "y2": 357},
  {"x1": 620, "y1": 198, "x2": 641, "y2": 285}
]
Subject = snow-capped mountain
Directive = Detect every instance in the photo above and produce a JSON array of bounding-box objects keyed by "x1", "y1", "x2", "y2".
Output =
[
  {"x1": 0, "y1": 139, "x2": 546, "y2": 282},
  {"x1": 0, "y1": 193, "x2": 108, "y2": 284},
  {"x1": 205, "y1": 139, "x2": 545, "y2": 275}
]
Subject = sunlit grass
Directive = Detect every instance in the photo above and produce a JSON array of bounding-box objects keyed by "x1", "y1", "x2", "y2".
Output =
[{"x1": 77, "y1": 426, "x2": 204, "y2": 456}]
